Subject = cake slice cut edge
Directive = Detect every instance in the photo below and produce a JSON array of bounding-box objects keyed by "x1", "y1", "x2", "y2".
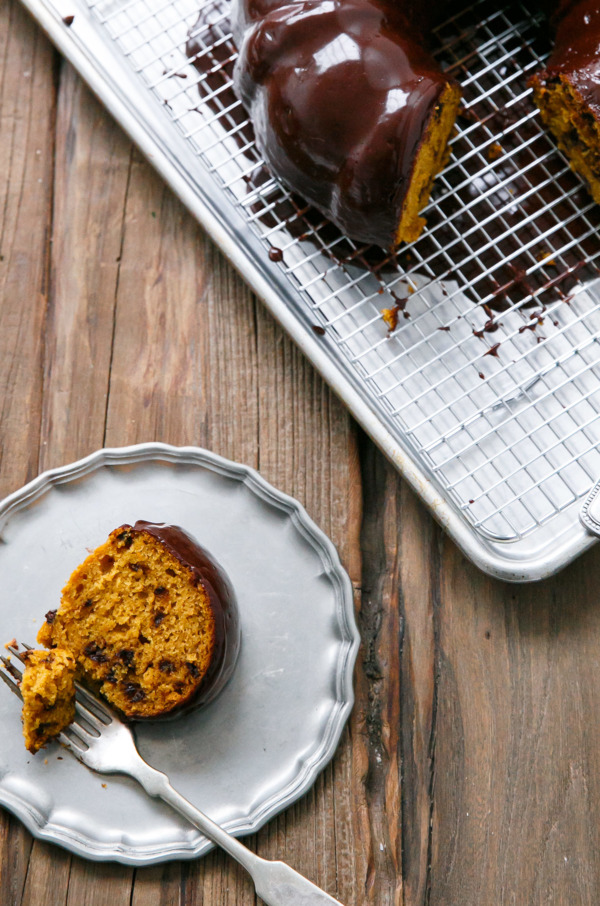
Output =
[
  {"x1": 531, "y1": 72, "x2": 600, "y2": 205},
  {"x1": 394, "y1": 81, "x2": 462, "y2": 247}
]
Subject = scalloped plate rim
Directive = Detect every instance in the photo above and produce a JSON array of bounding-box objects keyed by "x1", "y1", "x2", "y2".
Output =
[{"x1": 0, "y1": 443, "x2": 359, "y2": 864}]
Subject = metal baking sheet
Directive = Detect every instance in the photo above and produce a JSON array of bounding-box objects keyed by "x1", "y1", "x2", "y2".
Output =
[
  {"x1": 16, "y1": 0, "x2": 600, "y2": 580},
  {"x1": 0, "y1": 444, "x2": 359, "y2": 864}
]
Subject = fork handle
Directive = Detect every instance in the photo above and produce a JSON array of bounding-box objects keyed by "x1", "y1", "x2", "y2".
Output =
[
  {"x1": 134, "y1": 762, "x2": 343, "y2": 906},
  {"x1": 135, "y1": 762, "x2": 260, "y2": 871}
]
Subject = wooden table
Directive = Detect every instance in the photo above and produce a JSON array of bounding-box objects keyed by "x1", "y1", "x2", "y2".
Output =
[{"x1": 3, "y1": 2, "x2": 600, "y2": 903}]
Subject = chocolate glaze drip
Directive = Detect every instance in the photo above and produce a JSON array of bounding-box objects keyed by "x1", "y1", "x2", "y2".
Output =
[
  {"x1": 229, "y1": 0, "x2": 455, "y2": 248},
  {"x1": 130, "y1": 521, "x2": 241, "y2": 717}
]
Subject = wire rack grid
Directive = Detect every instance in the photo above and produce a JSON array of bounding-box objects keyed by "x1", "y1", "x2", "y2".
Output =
[{"x1": 19, "y1": 0, "x2": 600, "y2": 578}]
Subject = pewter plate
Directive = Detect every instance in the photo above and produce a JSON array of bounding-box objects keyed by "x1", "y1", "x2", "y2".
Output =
[{"x1": 0, "y1": 443, "x2": 359, "y2": 864}]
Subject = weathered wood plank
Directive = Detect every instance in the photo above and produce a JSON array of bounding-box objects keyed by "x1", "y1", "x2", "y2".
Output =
[
  {"x1": 0, "y1": 3, "x2": 56, "y2": 903},
  {"x1": 65, "y1": 861, "x2": 133, "y2": 906},
  {"x1": 396, "y1": 478, "x2": 438, "y2": 906},
  {"x1": 0, "y1": 818, "x2": 34, "y2": 906},
  {"x1": 0, "y1": 0, "x2": 53, "y2": 495},
  {"x1": 200, "y1": 243, "x2": 261, "y2": 468},
  {"x1": 131, "y1": 861, "x2": 182, "y2": 906},
  {"x1": 103, "y1": 149, "x2": 221, "y2": 449},
  {"x1": 430, "y1": 524, "x2": 600, "y2": 905},
  {"x1": 38, "y1": 59, "x2": 132, "y2": 473},
  {"x1": 353, "y1": 439, "x2": 404, "y2": 906},
  {"x1": 354, "y1": 441, "x2": 439, "y2": 906},
  {"x1": 20, "y1": 841, "x2": 71, "y2": 906}
]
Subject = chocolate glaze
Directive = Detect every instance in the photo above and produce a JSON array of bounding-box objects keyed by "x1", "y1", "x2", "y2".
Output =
[
  {"x1": 129, "y1": 521, "x2": 241, "y2": 717},
  {"x1": 230, "y1": 0, "x2": 456, "y2": 248},
  {"x1": 536, "y1": 0, "x2": 600, "y2": 115},
  {"x1": 216, "y1": 0, "x2": 600, "y2": 252}
]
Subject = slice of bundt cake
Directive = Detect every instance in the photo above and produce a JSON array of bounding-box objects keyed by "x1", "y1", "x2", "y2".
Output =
[
  {"x1": 37, "y1": 521, "x2": 240, "y2": 720},
  {"x1": 20, "y1": 648, "x2": 77, "y2": 753}
]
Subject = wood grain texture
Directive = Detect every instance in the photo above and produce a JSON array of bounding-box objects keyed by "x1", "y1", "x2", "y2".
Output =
[
  {"x1": 20, "y1": 842, "x2": 71, "y2": 906},
  {"x1": 0, "y1": 0, "x2": 54, "y2": 495},
  {"x1": 39, "y1": 58, "x2": 132, "y2": 471},
  {"x1": 430, "y1": 539, "x2": 600, "y2": 906},
  {"x1": 356, "y1": 438, "x2": 600, "y2": 906},
  {"x1": 64, "y1": 861, "x2": 133, "y2": 906},
  {"x1": 0, "y1": 3, "x2": 55, "y2": 903}
]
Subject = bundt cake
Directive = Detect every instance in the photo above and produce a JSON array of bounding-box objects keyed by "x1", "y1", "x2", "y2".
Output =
[
  {"x1": 229, "y1": 0, "x2": 461, "y2": 248},
  {"x1": 19, "y1": 648, "x2": 77, "y2": 753},
  {"x1": 37, "y1": 521, "x2": 240, "y2": 720},
  {"x1": 201, "y1": 0, "x2": 600, "y2": 249}
]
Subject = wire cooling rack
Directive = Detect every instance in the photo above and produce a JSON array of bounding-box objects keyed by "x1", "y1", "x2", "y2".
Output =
[{"x1": 19, "y1": 0, "x2": 600, "y2": 579}]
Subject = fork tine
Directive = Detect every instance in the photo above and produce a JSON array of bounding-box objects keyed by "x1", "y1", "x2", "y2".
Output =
[
  {"x1": 1, "y1": 643, "x2": 131, "y2": 767},
  {"x1": 2, "y1": 643, "x2": 108, "y2": 738},
  {"x1": 58, "y1": 727, "x2": 89, "y2": 753},
  {"x1": 74, "y1": 683, "x2": 113, "y2": 725},
  {"x1": 1, "y1": 654, "x2": 23, "y2": 683},
  {"x1": 0, "y1": 664, "x2": 23, "y2": 701},
  {"x1": 74, "y1": 698, "x2": 109, "y2": 733},
  {"x1": 61, "y1": 718, "x2": 93, "y2": 748},
  {"x1": 5, "y1": 643, "x2": 26, "y2": 666},
  {"x1": 7, "y1": 641, "x2": 116, "y2": 722}
]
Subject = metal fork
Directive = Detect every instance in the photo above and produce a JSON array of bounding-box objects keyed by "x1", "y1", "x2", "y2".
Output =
[{"x1": 1, "y1": 643, "x2": 344, "y2": 906}]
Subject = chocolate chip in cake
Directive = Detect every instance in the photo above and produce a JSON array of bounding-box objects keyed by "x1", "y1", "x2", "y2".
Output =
[
  {"x1": 117, "y1": 649, "x2": 135, "y2": 668},
  {"x1": 116, "y1": 531, "x2": 133, "y2": 549},
  {"x1": 123, "y1": 682, "x2": 145, "y2": 702},
  {"x1": 186, "y1": 662, "x2": 200, "y2": 678},
  {"x1": 84, "y1": 642, "x2": 108, "y2": 664},
  {"x1": 154, "y1": 586, "x2": 167, "y2": 596},
  {"x1": 165, "y1": 568, "x2": 176, "y2": 577},
  {"x1": 153, "y1": 612, "x2": 165, "y2": 626},
  {"x1": 45, "y1": 609, "x2": 57, "y2": 624},
  {"x1": 105, "y1": 668, "x2": 118, "y2": 684},
  {"x1": 84, "y1": 598, "x2": 94, "y2": 608},
  {"x1": 129, "y1": 562, "x2": 143, "y2": 572},
  {"x1": 159, "y1": 659, "x2": 175, "y2": 674},
  {"x1": 138, "y1": 632, "x2": 150, "y2": 644}
]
